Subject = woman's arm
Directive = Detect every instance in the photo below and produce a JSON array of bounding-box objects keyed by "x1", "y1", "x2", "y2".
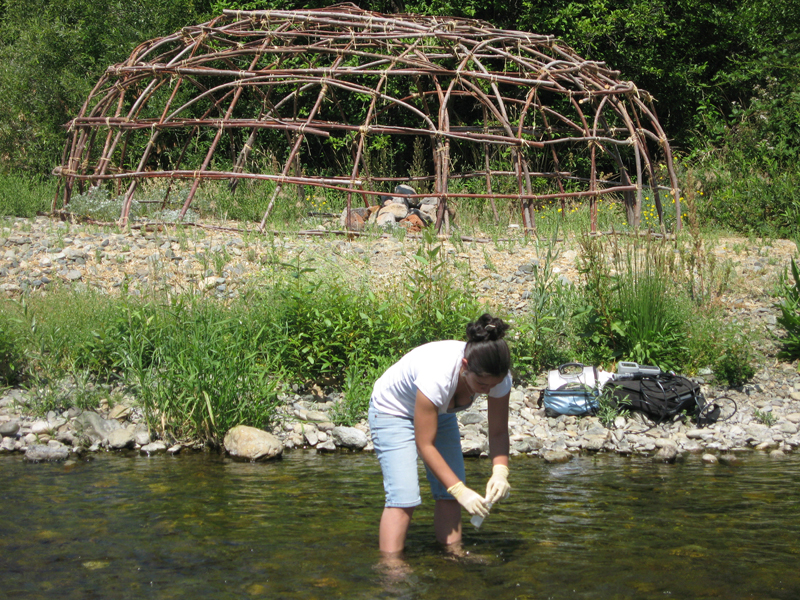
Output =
[
  {"x1": 487, "y1": 392, "x2": 510, "y2": 467},
  {"x1": 414, "y1": 390, "x2": 461, "y2": 489}
]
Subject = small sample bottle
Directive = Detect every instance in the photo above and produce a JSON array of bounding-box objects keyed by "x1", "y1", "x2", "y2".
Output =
[{"x1": 470, "y1": 502, "x2": 493, "y2": 528}]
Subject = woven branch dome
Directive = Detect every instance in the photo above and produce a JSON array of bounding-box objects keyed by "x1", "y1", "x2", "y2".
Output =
[{"x1": 56, "y1": 3, "x2": 681, "y2": 232}]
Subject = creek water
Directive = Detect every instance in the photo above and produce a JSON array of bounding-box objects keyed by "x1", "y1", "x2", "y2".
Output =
[{"x1": 1, "y1": 450, "x2": 799, "y2": 600}]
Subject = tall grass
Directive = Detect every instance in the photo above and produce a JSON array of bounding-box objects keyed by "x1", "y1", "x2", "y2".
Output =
[
  {"x1": 0, "y1": 173, "x2": 55, "y2": 217},
  {"x1": 572, "y1": 231, "x2": 753, "y2": 377}
]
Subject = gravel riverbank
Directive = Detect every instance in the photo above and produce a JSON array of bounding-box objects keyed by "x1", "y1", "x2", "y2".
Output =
[{"x1": 1, "y1": 214, "x2": 799, "y2": 463}]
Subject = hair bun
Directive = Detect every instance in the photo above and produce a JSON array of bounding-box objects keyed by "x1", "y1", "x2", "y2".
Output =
[{"x1": 466, "y1": 313, "x2": 509, "y2": 343}]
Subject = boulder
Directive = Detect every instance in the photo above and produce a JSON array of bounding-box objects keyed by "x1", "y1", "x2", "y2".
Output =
[
  {"x1": 223, "y1": 425, "x2": 283, "y2": 461},
  {"x1": 376, "y1": 211, "x2": 398, "y2": 228},
  {"x1": 420, "y1": 203, "x2": 438, "y2": 222},
  {"x1": 339, "y1": 207, "x2": 369, "y2": 230},
  {"x1": 331, "y1": 426, "x2": 368, "y2": 450},
  {"x1": 399, "y1": 214, "x2": 424, "y2": 233}
]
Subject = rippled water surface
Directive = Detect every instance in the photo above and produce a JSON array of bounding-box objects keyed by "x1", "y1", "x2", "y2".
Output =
[{"x1": 2, "y1": 450, "x2": 799, "y2": 599}]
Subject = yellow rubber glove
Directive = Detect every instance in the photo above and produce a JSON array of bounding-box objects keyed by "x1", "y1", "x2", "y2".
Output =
[
  {"x1": 485, "y1": 464, "x2": 511, "y2": 504},
  {"x1": 447, "y1": 481, "x2": 490, "y2": 518}
]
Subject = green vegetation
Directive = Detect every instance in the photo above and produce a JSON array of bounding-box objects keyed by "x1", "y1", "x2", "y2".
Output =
[
  {"x1": 0, "y1": 174, "x2": 55, "y2": 218},
  {"x1": 0, "y1": 217, "x2": 769, "y2": 443},
  {"x1": 753, "y1": 408, "x2": 777, "y2": 427},
  {"x1": 1, "y1": 0, "x2": 798, "y2": 444}
]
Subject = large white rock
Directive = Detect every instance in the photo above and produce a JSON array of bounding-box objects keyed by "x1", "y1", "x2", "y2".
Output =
[
  {"x1": 224, "y1": 425, "x2": 283, "y2": 461},
  {"x1": 107, "y1": 428, "x2": 135, "y2": 449},
  {"x1": 331, "y1": 426, "x2": 368, "y2": 450}
]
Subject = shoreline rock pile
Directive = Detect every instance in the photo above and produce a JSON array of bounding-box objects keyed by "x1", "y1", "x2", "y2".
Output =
[
  {"x1": 3, "y1": 359, "x2": 799, "y2": 464},
  {"x1": 1, "y1": 214, "x2": 799, "y2": 464}
]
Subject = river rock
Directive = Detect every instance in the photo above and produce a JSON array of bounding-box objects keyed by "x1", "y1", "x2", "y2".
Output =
[
  {"x1": 74, "y1": 411, "x2": 122, "y2": 444},
  {"x1": 654, "y1": 443, "x2": 679, "y2": 463},
  {"x1": 332, "y1": 426, "x2": 368, "y2": 450},
  {"x1": 316, "y1": 438, "x2": 337, "y2": 452},
  {"x1": 30, "y1": 420, "x2": 52, "y2": 435},
  {"x1": 133, "y1": 427, "x2": 151, "y2": 446},
  {"x1": 458, "y1": 412, "x2": 485, "y2": 425},
  {"x1": 582, "y1": 435, "x2": 607, "y2": 452},
  {"x1": 108, "y1": 404, "x2": 131, "y2": 420},
  {"x1": 542, "y1": 449, "x2": 572, "y2": 463},
  {"x1": 140, "y1": 441, "x2": 167, "y2": 454},
  {"x1": 512, "y1": 437, "x2": 542, "y2": 454},
  {"x1": 701, "y1": 453, "x2": 718, "y2": 464},
  {"x1": 0, "y1": 420, "x2": 19, "y2": 437},
  {"x1": 461, "y1": 437, "x2": 489, "y2": 456},
  {"x1": 107, "y1": 428, "x2": 135, "y2": 449},
  {"x1": 223, "y1": 425, "x2": 283, "y2": 461},
  {"x1": 24, "y1": 444, "x2": 69, "y2": 462},
  {"x1": 305, "y1": 411, "x2": 330, "y2": 423}
]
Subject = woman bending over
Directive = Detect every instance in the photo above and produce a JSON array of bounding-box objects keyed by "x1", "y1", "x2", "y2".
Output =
[{"x1": 368, "y1": 313, "x2": 512, "y2": 554}]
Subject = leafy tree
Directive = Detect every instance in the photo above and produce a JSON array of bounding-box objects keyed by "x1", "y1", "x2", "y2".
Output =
[{"x1": 0, "y1": 0, "x2": 211, "y2": 174}]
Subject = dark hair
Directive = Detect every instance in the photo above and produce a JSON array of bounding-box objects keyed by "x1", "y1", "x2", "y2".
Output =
[{"x1": 463, "y1": 313, "x2": 511, "y2": 377}]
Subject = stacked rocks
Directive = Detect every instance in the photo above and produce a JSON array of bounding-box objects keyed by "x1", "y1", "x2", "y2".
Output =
[{"x1": 339, "y1": 184, "x2": 440, "y2": 232}]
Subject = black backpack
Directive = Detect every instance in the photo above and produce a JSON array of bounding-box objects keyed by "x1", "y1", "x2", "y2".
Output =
[{"x1": 605, "y1": 373, "x2": 707, "y2": 424}]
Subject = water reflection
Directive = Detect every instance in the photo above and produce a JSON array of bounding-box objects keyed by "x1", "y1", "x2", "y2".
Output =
[{"x1": 0, "y1": 451, "x2": 798, "y2": 599}]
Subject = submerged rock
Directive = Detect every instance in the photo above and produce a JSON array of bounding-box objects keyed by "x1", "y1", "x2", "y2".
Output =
[
  {"x1": 24, "y1": 444, "x2": 69, "y2": 462},
  {"x1": 542, "y1": 449, "x2": 572, "y2": 463},
  {"x1": 223, "y1": 425, "x2": 283, "y2": 461},
  {"x1": 140, "y1": 441, "x2": 167, "y2": 455}
]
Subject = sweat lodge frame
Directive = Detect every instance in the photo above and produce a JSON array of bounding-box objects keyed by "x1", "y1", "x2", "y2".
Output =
[{"x1": 54, "y1": 3, "x2": 682, "y2": 234}]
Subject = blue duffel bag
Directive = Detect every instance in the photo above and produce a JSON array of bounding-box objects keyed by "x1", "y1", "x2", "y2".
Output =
[{"x1": 539, "y1": 383, "x2": 599, "y2": 417}]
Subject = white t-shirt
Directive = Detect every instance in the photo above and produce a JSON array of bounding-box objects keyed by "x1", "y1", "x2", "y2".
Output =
[{"x1": 370, "y1": 340, "x2": 512, "y2": 418}]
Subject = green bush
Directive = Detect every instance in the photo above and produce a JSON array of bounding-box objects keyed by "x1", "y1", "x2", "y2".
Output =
[
  {"x1": 712, "y1": 336, "x2": 757, "y2": 387},
  {"x1": 574, "y1": 234, "x2": 691, "y2": 371},
  {"x1": 121, "y1": 300, "x2": 282, "y2": 445}
]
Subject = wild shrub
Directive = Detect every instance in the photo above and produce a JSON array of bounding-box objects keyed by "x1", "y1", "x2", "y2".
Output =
[
  {"x1": 120, "y1": 299, "x2": 282, "y2": 445},
  {"x1": 511, "y1": 226, "x2": 577, "y2": 379},
  {"x1": 574, "y1": 234, "x2": 691, "y2": 371}
]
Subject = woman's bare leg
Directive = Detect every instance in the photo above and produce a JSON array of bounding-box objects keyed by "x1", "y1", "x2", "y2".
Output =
[
  {"x1": 434, "y1": 499, "x2": 462, "y2": 546},
  {"x1": 379, "y1": 507, "x2": 415, "y2": 554}
]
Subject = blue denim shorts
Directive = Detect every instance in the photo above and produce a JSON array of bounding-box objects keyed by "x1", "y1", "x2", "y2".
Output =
[{"x1": 368, "y1": 403, "x2": 466, "y2": 508}]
